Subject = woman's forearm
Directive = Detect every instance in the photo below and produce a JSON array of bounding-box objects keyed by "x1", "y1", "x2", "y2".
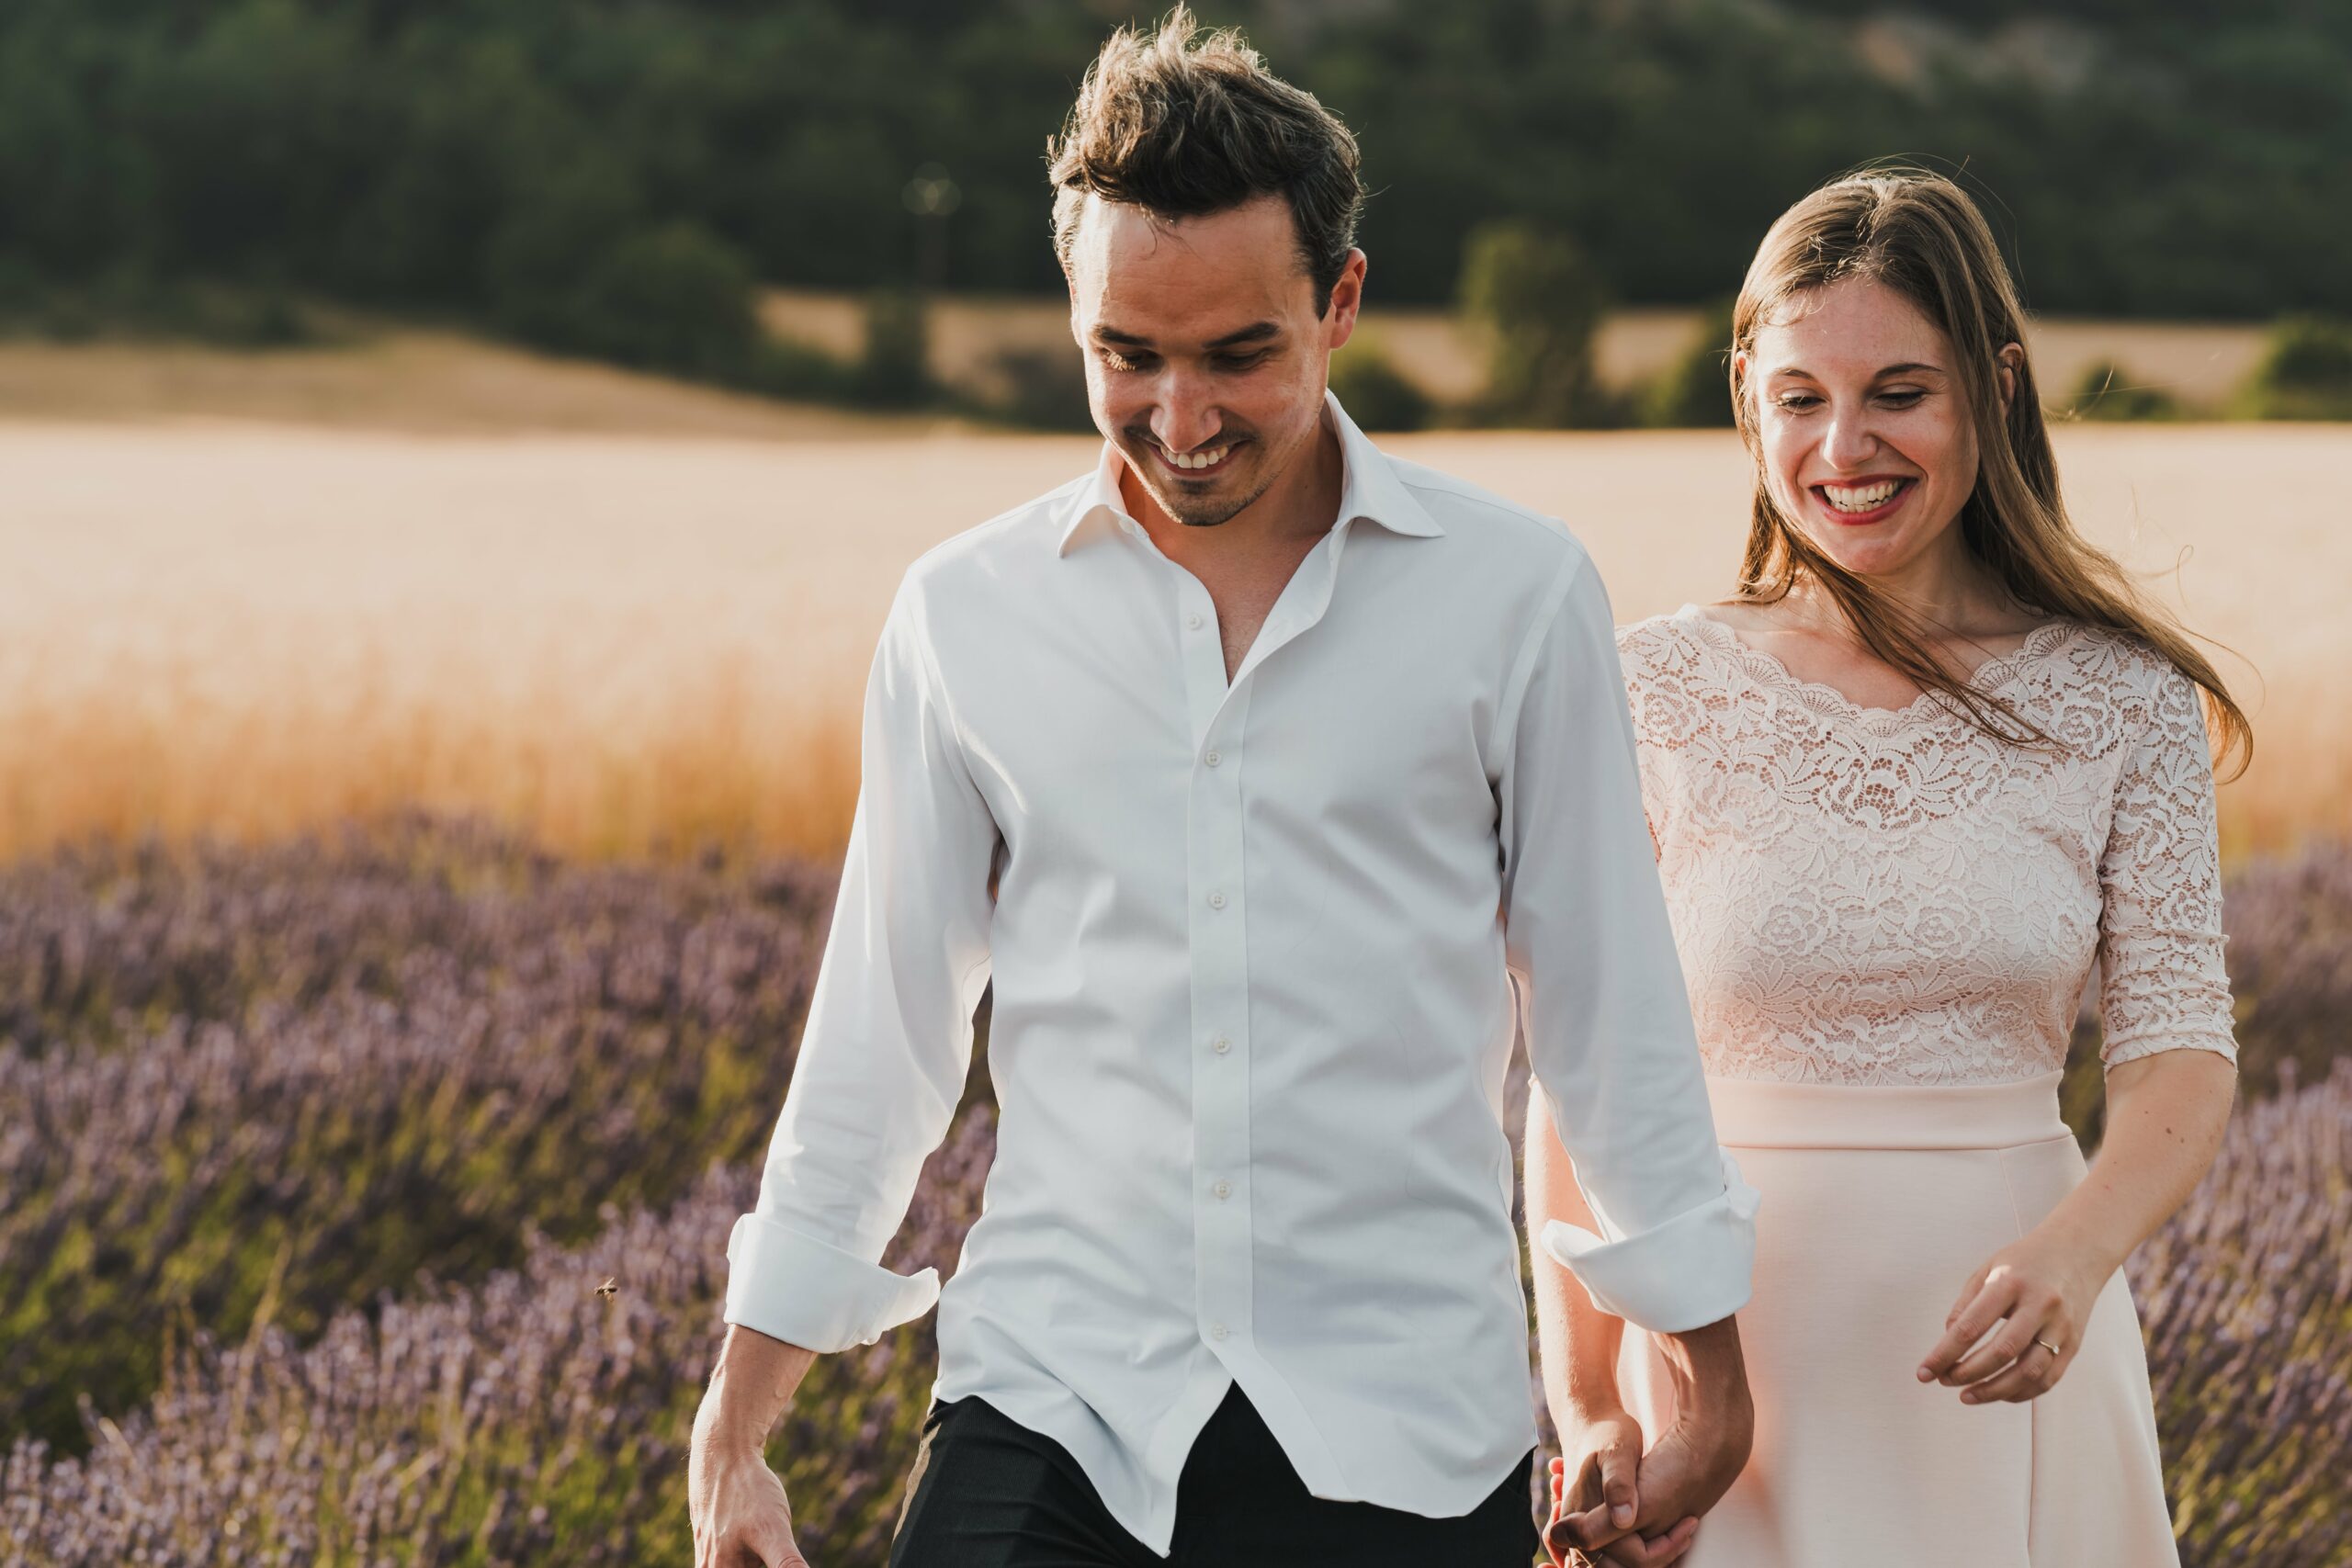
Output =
[
  {"x1": 2040, "y1": 1048, "x2": 2236, "y2": 1277},
  {"x1": 1526, "y1": 1091, "x2": 1629, "y2": 1429}
]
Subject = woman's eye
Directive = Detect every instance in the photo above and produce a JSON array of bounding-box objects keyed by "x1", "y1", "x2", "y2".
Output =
[
  {"x1": 1878, "y1": 389, "x2": 1927, "y2": 408},
  {"x1": 1774, "y1": 393, "x2": 1821, "y2": 411}
]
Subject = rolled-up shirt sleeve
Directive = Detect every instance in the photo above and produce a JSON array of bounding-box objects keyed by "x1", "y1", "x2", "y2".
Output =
[
  {"x1": 1498, "y1": 551, "x2": 1758, "y2": 1335},
  {"x1": 724, "y1": 568, "x2": 999, "y2": 1352}
]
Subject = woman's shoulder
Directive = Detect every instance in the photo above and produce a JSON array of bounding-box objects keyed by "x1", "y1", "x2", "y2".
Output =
[
  {"x1": 1614, "y1": 604, "x2": 1715, "y2": 669},
  {"x1": 2030, "y1": 618, "x2": 2199, "y2": 707}
]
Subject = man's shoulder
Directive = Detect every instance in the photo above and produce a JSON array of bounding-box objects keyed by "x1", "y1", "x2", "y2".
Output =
[
  {"x1": 1384, "y1": 452, "x2": 1590, "y2": 575},
  {"x1": 899, "y1": 471, "x2": 1094, "y2": 597}
]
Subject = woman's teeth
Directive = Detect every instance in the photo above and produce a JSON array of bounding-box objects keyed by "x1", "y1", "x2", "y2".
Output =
[
  {"x1": 1822, "y1": 479, "x2": 1905, "y2": 513},
  {"x1": 1166, "y1": 444, "x2": 1231, "y2": 470}
]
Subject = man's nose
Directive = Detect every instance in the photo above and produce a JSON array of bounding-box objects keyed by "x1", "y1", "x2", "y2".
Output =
[{"x1": 1151, "y1": 369, "x2": 1222, "y2": 454}]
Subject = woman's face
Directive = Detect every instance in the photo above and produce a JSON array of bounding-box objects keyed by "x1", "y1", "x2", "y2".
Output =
[{"x1": 1740, "y1": 276, "x2": 2012, "y2": 582}]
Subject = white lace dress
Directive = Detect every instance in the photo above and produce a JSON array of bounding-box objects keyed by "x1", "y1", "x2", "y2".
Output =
[{"x1": 1592, "y1": 606, "x2": 2236, "y2": 1567}]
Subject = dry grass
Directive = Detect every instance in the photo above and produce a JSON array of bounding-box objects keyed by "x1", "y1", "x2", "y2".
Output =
[
  {"x1": 0, "y1": 330, "x2": 941, "y2": 439},
  {"x1": 3, "y1": 418, "x2": 2340, "y2": 864},
  {"x1": 763, "y1": 288, "x2": 2273, "y2": 414}
]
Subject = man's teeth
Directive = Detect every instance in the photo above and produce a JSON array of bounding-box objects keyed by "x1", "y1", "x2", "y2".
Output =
[
  {"x1": 1823, "y1": 479, "x2": 1904, "y2": 513},
  {"x1": 1166, "y1": 444, "x2": 1231, "y2": 470}
]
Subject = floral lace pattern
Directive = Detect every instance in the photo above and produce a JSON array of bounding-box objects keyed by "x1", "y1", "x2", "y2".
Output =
[{"x1": 1620, "y1": 607, "x2": 2238, "y2": 1086}]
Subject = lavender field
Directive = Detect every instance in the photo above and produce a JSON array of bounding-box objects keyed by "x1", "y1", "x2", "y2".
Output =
[{"x1": 1, "y1": 818, "x2": 2347, "y2": 1566}]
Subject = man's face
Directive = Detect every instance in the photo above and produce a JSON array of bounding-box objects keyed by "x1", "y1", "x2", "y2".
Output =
[{"x1": 1066, "y1": 192, "x2": 1363, "y2": 527}]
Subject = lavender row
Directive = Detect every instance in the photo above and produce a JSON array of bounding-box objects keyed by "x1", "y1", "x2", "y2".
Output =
[
  {"x1": 2129, "y1": 1058, "x2": 2352, "y2": 1566},
  {"x1": 1, "y1": 1107, "x2": 997, "y2": 1568},
  {"x1": 8, "y1": 1062, "x2": 2347, "y2": 1566},
  {"x1": 0, "y1": 818, "x2": 841, "y2": 1455},
  {"x1": 0, "y1": 813, "x2": 840, "y2": 1056}
]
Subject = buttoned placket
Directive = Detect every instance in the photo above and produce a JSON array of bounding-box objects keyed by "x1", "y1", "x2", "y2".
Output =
[{"x1": 1122, "y1": 513, "x2": 1364, "y2": 1363}]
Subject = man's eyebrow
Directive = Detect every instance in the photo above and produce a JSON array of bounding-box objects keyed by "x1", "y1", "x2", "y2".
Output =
[
  {"x1": 1089, "y1": 322, "x2": 1282, "y2": 350},
  {"x1": 1204, "y1": 321, "x2": 1281, "y2": 349}
]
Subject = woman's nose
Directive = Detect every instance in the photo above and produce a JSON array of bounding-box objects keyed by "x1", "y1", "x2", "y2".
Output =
[{"x1": 1819, "y1": 411, "x2": 1880, "y2": 470}]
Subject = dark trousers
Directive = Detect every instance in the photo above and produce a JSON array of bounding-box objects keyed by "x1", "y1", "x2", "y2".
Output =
[{"x1": 888, "y1": 1382, "x2": 1540, "y2": 1567}]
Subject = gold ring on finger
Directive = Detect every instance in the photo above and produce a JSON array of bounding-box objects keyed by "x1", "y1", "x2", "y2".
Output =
[{"x1": 2034, "y1": 1336, "x2": 2060, "y2": 1356}]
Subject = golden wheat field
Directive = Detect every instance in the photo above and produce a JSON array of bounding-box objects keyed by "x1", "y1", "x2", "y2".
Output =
[{"x1": 5, "y1": 391, "x2": 2343, "y2": 864}]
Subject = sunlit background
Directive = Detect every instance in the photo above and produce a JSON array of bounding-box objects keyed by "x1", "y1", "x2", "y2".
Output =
[{"x1": 2, "y1": 5, "x2": 2347, "y2": 1565}]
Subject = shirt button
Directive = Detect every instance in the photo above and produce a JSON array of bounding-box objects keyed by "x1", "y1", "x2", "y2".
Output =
[
  {"x1": 1185, "y1": 612, "x2": 1204, "y2": 630},
  {"x1": 1211, "y1": 1036, "x2": 1231, "y2": 1055},
  {"x1": 1204, "y1": 749, "x2": 1221, "y2": 767},
  {"x1": 1213, "y1": 1179, "x2": 1232, "y2": 1199},
  {"x1": 1210, "y1": 1322, "x2": 1230, "y2": 1341},
  {"x1": 1207, "y1": 891, "x2": 1226, "y2": 909}
]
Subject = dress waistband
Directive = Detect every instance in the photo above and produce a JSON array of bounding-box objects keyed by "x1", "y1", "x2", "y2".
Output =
[{"x1": 1704, "y1": 1068, "x2": 2073, "y2": 1151}]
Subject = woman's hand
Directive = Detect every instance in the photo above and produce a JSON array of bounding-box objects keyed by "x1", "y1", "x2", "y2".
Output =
[
  {"x1": 1544, "y1": 1407, "x2": 1702, "y2": 1568},
  {"x1": 1916, "y1": 1227, "x2": 2110, "y2": 1404}
]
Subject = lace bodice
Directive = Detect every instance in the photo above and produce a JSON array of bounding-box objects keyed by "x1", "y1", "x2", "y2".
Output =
[{"x1": 1619, "y1": 607, "x2": 2238, "y2": 1086}]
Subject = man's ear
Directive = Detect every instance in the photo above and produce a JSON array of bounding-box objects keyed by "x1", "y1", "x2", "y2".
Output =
[
  {"x1": 1996, "y1": 341, "x2": 2024, "y2": 410},
  {"x1": 1325, "y1": 246, "x2": 1369, "y2": 348}
]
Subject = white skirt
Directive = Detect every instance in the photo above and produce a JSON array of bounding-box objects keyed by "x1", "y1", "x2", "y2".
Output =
[{"x1": 1613, "y1": 1069, "x2": 2179, "y2": 1567}]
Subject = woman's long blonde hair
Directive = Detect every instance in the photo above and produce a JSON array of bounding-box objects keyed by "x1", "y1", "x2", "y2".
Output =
[{"x1": 1727, "y1": 166, "x2": 2251, "y2": 775}]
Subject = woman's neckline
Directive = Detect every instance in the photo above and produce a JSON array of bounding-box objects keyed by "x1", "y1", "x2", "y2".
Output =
[{"x1": 1668, "y1": 603, "x2": 2080, "y2": 728}]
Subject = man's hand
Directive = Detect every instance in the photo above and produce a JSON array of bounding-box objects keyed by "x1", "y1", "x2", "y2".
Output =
[
  {"x1": 689, "y1": 1325, "x2": 821, "y2": 1568},
  {"x1": 1546, "y1": 1316, "x2": 1751, "y2": 1567},
  {"x1": 688, "y1": 1432, "x2": 808, "y2": 1568},
  {"x1": 1543, "y1": 1406, "x2": 1699, "y2": 1568}
]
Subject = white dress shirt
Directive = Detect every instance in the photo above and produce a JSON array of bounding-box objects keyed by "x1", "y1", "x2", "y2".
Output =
[{"x1": 726, "y1": 392, "x2": 1758, "y2": 1556}]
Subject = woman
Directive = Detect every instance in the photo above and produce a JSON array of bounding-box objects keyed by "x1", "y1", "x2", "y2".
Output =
[{"x1": 1527, "y1": 168, "x2": 2247, "y2": 1568}]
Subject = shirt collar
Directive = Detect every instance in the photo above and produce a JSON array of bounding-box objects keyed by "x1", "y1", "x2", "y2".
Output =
[{"x1": 1056, "y1": 389, "x2": 1445, "y2": 557}]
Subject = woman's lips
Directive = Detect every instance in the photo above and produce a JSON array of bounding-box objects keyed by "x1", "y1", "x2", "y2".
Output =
[{"x1": 1810, "y1": 476, "x2": 1916, "y2": 525}]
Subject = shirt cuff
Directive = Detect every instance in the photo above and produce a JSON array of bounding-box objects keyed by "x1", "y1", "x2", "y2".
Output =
[
  {"x1": 723, "y1": 1212, "x2": 942, "y2": 1353},
  {"x1": 1537, "y1": 1151, "x2": 1760, "y2": 1334}
]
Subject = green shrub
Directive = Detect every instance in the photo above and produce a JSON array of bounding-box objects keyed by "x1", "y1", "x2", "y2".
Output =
[
  {"x1": 2064, "y1": 359, "x2": 2180, "y2": 422},
  {"x1": 1641, "y1": 299, "x2": 1736, "y2": 428},
  {"x1": 571, "y1": 221, "x2": 761, "y2": 377},
  {"x1": 2237, "y1": 315, "x2": 2352, "y2": 420},
  {"x1": 978, "y1": 343, "x2": 1093, "y2": 432},
  {"x1": 1328, "y1": 333, "x2": 1431, "y2": 431}
]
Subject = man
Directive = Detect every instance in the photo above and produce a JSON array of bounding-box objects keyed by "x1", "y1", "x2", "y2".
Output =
[{"x1": 689, "y1": 10, "x2": 1756, "y2": 1566}]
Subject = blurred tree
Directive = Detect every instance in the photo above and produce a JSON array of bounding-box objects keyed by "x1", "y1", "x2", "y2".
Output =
[
  {"x1": 854, "y1": 287, "x2": 932, "y2": 406},
  {"x1": 1459, "y1": 220, "x2": 1611, "y2": 428},
  {"x1": 0, "y1": 0, "x2": 2347, "y2": 403}
]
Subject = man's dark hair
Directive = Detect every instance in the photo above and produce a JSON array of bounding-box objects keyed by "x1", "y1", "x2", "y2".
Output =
[{"x1": 1047, "y1": 6, "x2": 1364, "y2": 314}]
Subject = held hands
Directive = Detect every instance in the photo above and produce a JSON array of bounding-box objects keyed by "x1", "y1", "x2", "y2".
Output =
[
  {"x1": 1917, "y1": 1228, "x2": 2109, "y2": 1404},
  {"x1": 1543, "y1": 1405, "x2": 1730, "y2": 1568}
]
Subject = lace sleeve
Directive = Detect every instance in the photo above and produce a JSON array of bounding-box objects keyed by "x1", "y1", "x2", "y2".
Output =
[{"x1": 2096, "y1": 657, "x2": 2237, "y2": 1069}]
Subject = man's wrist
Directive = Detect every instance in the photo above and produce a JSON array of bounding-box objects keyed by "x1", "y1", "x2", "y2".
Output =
[
  {"x1": 691, "y1": 1377, "x2": 775, "y2": 1459},
  {"x1": 695, "y1": 1325, "x2": 816, "y2": 1457},
  {"x1": 1655, "y1": 1314, "x2": 1752, "y2": 1416}
]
